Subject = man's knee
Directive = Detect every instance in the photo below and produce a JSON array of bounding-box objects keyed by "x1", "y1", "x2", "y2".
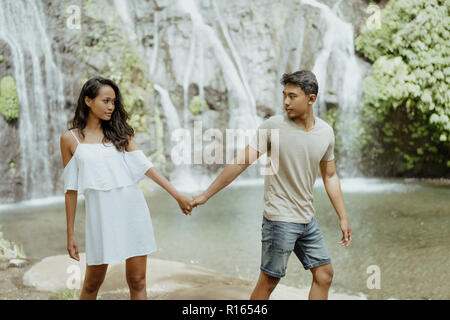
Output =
[
  {"x1": 311, "y1": 264, "x2": 333, "y2": 286},
  {"x1": 260, "y1": 271, "x2": 280, "y2": 292}
]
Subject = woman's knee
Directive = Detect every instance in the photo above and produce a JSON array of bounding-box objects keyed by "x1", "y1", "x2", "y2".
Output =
[
  {"x1": 126, "y1": 273, "x2": 146, "y2": 291},
  {"x1": 83, "y1": 274, "x2": 105, "y2": 293}
]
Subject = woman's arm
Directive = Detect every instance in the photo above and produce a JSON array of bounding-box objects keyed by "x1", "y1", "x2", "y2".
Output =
[
  {"x1": 127, "y1": 136, "x2": 194, "y2": 215},
  {"x1": 60, "y1": 132, "x2": 80, "y2": 261},
  {"x1": 145, "y1": 168, "x2": 193, "y2": 215}
]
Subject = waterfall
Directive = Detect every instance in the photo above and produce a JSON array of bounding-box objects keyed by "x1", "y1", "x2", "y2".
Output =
[
  {"x1": 0, "y1": 0, "x2": 370, "y2": 203},
  {"x1": 302, "y1": 0, "x2": 365, "y2": 176},
  {"x1": 153, "y1": 84, "x2": 181, "y2": 132},
  {"x1": 154, "y1": 83, "x2": 211, "y2": 193},
  {"x1": 0, "y1": 0, "x2": 66, "y2": 200},
  {"x1": 108, "y1": 0, "x2": 367, "y2": 180},
  {"x1": 178, "y1": 0, "x2": 258, "y2": 129}
]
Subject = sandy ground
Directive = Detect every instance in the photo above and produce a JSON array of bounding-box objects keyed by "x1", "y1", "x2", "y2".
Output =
[
  {"x1": 0, "y1": 254, "x2": 364, "y2": 300},
  {"x1": 0, "y1": 258, "x2": 55, "y2": 299}
]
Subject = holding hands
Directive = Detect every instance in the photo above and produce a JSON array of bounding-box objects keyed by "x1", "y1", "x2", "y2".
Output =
[
  {"x1": 192, "y1": 193, "x2": 208, "y2": 208},
  {"x1": 176, "y1": 193, "x2": 195, "y2": 215},
  {"x1": 175, "y1": 192, "x2": 209, "y2": 216}
]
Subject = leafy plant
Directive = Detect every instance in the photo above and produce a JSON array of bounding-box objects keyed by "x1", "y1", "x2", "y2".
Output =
[{"x1": 355, "y1": 0, "x2": 449, "y2": 177}]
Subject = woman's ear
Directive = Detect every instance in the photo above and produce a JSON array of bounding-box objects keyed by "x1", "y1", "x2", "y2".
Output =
[{"x1": 84, "y1": 96, "x2": 92, "y2": 108}]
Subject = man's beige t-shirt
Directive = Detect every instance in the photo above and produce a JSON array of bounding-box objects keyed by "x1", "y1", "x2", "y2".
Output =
[{"x1": 250, "y1": 114, "x2": 335, "y2": 224}]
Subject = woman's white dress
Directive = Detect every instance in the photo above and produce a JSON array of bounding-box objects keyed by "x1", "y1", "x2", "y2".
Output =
[{"x1": 63, "y1": 130, "x2": 157, "y2": 265}]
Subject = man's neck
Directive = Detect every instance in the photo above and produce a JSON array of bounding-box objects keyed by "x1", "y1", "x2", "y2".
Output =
[{"x1": 292, "y1": 111, "x2": 315, "y2": 132}]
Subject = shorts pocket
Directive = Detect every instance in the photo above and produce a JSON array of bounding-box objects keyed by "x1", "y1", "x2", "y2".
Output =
[{"x1": 261, "y1": 217, "x2": 273, "y2": 243}]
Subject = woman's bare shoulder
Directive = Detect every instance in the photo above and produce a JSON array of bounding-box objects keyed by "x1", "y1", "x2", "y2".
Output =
[
  {"x1": 60, "y1": 129, "x2": 78, "y2": 149},
  {"x1": 61, "y1": 129, "x2": 73, "y2": 141},
  {"x1": 126, "y1": 134, "x2": 139, "y2": 152}
]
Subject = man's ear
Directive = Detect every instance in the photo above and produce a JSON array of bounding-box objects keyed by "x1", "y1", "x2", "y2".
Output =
[{"x1": 309, "y1": 94, "x2": 317, "y2": 104}]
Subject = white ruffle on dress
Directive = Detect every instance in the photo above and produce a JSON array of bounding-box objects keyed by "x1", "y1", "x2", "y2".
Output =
[{"x1": 63, "y1": 130, "x2": 157, "y2": 265}]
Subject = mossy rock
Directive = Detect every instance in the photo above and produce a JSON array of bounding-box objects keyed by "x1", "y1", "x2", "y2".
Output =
[
  {"x1": 189, "y1": 96, "x2": 209, "y2": 115},
  {"x1": 0, "y1": 75, "x2": 20, "y2": 121},
  {"x1": 77, "y1": 0, "x2": 154, "y2": 134}
]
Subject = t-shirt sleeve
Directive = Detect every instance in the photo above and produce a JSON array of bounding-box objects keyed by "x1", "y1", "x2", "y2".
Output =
[
  {"x1": 249, "y1": 118, "x2": 273, "y2": 154},
  {"x1": 321, "y1": 128, "x2": 335, "y2": 162},
  {"x1": 124, "y1": 150, "x2": 154, "y2": 182},
  {"x1": 63, "y1": 158, "x2": 78, "y2": 193}
]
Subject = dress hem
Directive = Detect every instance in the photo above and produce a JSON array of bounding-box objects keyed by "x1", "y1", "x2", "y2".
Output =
[
  {"x1": 64, "y1": 182, "x2": 147, "y2": 195},
  {"x1": 86, "y1": 248, "x2": 157, "y2": 266}
]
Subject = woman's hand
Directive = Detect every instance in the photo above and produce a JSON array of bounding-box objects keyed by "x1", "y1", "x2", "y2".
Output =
[
  {"x1": 67, "y1": 235, "x2": 80, "y2": 261},
  {"x1": 176, "y1": 193, "x2": 194, "y2": 215}
]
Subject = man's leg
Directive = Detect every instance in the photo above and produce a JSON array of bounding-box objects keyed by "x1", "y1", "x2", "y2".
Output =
[
  {"x1": 253, "y1": 217, "x2": 298, "y2": 300},
  {"x1": 308, "y1": 263, "x2": 334, "y2": 300},
  {"x1": 250, "y1": 271, "x2": 281, "y2": 300}
]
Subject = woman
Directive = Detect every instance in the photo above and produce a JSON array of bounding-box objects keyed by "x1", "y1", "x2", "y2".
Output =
[{"x1": 60, "y1": 76, "x2": 194, "y2": 299}]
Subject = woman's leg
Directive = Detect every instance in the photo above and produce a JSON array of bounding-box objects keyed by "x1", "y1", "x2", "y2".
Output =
[
  {"x1": 125, "y1": 255, "x2": 148, "y2": 300},
  {"x1": 80, "y1": 264, "x2": 108, "y2": 300}
]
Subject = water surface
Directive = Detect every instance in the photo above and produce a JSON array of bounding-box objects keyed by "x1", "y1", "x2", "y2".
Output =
[{"x1": 0, "y1": 178, "x2": 448, "y2": 300}]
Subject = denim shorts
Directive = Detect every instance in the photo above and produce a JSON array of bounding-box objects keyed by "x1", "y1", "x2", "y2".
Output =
[{"x1": 260, "y1": 216, "x2": 331, "y2": 278}]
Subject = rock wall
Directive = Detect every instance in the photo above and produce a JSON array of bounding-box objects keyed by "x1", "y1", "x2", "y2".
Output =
[{"x1": 0, "y1": 0, "x2": 372, "y2": 203}]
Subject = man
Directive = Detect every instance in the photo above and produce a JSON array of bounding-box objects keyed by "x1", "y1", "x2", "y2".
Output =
[{"x1": 192, "y1": 70, "x2": 352, "y2": 300}]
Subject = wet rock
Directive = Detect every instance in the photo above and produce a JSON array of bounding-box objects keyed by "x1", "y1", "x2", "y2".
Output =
[{"x1": 8, "y1": 258, "x2": 28, "y2": 268}]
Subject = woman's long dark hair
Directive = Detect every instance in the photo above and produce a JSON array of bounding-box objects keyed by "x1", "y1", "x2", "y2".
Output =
[{"x1": 70, "y1": 76, "x2": 134, "y2": 152}]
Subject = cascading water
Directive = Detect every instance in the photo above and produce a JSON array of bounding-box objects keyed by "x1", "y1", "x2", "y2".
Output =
[
  {"x1": 107, "y1": 0, "x2": 368, "y2": 186},
  {"x1": 113, "y1": 0, "x2": 263, "y2": 190},
  {"x1": 178, "y1": 0, "x2": 258, "y2": 129},
  {"x1": 0, "y1": 0, "x2": 370, "y2": 203},
  {"x1": 302, "y1": 0, "x2": 366, "y2": 176},
  {"x1": 0, "y1": 0, "x2": 66, "y2": 201}
]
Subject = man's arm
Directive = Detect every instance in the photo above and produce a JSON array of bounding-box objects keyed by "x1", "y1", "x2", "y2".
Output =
[
  {"x1": 319, "y1": 160, "x2": 352, "y2": 246},
  {"x1": 193, "y1": 145, "x2": 263, "y2": 205}
]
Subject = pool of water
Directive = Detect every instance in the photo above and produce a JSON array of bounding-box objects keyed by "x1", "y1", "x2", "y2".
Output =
[{"x1": 0, "y1": 178, "x2": 449, "y2": 299}]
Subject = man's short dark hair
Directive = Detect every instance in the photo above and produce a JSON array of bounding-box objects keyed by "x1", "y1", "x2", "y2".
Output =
[{"x1": 280, "y1": 70, "x2": 318, "y2": 96}]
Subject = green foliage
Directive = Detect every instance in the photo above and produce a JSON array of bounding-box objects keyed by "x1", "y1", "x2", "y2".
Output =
[
  {"x1": 355, "y1": 0, "x2": 449, "y2": 177},
  {"x1": 150, "y1": 106, "x2": 166, "y2": 171},
  {"x1": 78, "y1": 0, "x2": 154, "y2": 133},
  {"x1": 189, "y1": 96, "x2": 209, "y2": 115},
  {"x1": 325, "y1": 106, "x2": 342, "y2": 158},
  {"x1": 0, "y1": 226, "x2": 26, "y2": 259},
  {"x1": 0, "y1": 54, "x2": 3, "y2": 62},
  {"x1": 53, "y1": 289, "x2": 80, "y2": 300},
  {"x1": 0, "y1": 75, "x2": 20, "y2": 121}
]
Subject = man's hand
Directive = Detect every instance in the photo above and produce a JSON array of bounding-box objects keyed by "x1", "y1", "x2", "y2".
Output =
[
  {"x1": 176, "y1": 194, "x2": 194, "y2": 215},
  {"x1": 339, "y1": 218, "x2": 352, "y2": 247},
  {"x1": 192, "y1": 193, "x2": 208, "y2": 208}
]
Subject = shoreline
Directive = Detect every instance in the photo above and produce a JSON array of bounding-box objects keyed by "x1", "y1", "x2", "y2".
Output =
[
  {"x1": 1, "y1": 177, "x2": 448, "y2": 214},
  {"x1": 1, "y1": 254, "x2": 366, "y2": 300}
]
